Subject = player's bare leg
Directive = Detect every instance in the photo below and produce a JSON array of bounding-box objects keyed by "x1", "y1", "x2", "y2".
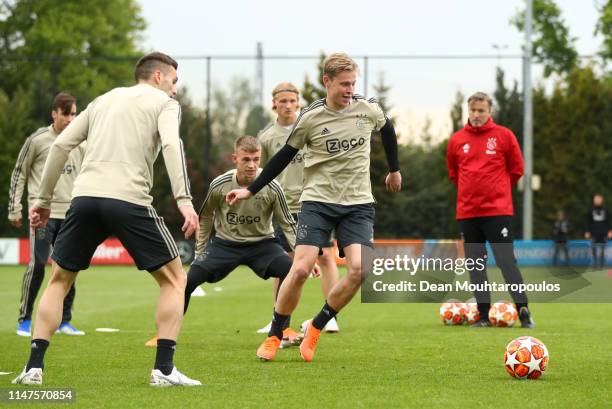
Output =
[
  {"x1": 300, "y1": 244, "x2": 364, "y2": 362},
  {"x1": 149, "y1": 257, "x2": 201, "y2": 386},
  {"x1": 33, "y1": 264, "x2": 78, "y2": 340},
  {"x1": 318, "y1": 247, "x2": 340, "y2": 332},
  {"x1": 13, "y1": 263, "x2": 77, "y2": 385},
  {"x1": 150, "y1": 257, "x2": 186, "y2": 341},
  {"x1": 274, "y1": 245, "x2": 319, "y2": 315},
  {"x1": 319, "y1": 247, "x2": 339, "y2": 298},
  {"x1": 324, "y1": 244, "x2": 362, "y2": 311}
]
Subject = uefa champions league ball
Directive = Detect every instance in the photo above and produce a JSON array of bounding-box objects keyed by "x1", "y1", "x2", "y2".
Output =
[
  {"x1": 489, "y1": 301, "x2": 518, "y2": 327},
  {"x1": 439, "y1": 300, "x2": 467, "y2": 325},
  {"x1": 464, "y1": 302, "x2": 480, "y2": 325},
  {"x1": 504, "y1": 336, "x2": 549, "y2": 379}
]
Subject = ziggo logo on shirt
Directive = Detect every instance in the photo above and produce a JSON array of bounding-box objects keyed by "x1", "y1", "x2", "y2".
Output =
[
  {"x1": 226, "y1": 212, "x2": 261, "y2": 225},
  {"x1": 325, "y1": 137, "x2": 367, "y2": 154}
]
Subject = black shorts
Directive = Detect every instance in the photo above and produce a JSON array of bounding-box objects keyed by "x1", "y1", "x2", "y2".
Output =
[
  {"x1": 52, "y1": 197, "x2": 179, "y2": 272},
  {"x1": 274, "y1": 212, "x2": 333, "y2": 253},
  {"x1": 458, "y1": 215, "x2": 515, "y2": 244},
  {"x1": 296, "y1": 201, "x2": 374, "y2": 258},
  {"x1": 190, "y1": 236, "x2": 290, "y2": 282}
]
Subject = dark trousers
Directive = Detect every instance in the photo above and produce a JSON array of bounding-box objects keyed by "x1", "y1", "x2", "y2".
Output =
[
  {"x1": 18, "y1": 219, "x2": 76, "y2": 322},
  {"x1": 591, "y1": 239, "x2": 607, "y2": 269},
  {"x1": 459, "y1": 215, "x2": 528, "y2": 317},
  {"x1": 552, "y1": 242, "x2": 570, "y2": 266}
]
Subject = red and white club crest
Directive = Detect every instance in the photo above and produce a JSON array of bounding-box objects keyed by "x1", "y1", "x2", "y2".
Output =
[{"x1": 486, "y1": 138, "x2": 497, "y2": 151}]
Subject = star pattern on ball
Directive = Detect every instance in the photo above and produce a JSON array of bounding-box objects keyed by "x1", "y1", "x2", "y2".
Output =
[
  {"x1": 505, "y1": 351, "x2": 521, "y2": 368},
  {"x1": 504, "y1": 336, "x2": 549, "y2": 380},
  {"x1": 525, "y1": 354, "x2": 543, "y2": 375}
]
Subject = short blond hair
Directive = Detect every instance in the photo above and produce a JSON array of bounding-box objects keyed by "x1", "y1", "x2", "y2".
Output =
[
  {"x1": 272, "y1": 82, "x2": 299, "y2": 98},
  {"x1": 234, "y1": 135, "x2": 260, "y2": 153},
  {"x1": 467, "y1": 92, "x2": 493, "y2": 108},
  {"x1": 272, "y1": 82, "x2": 300, "y2": 111},
  {"x1": 323, "y1": 52, "x2": 359, "y2": 79}
]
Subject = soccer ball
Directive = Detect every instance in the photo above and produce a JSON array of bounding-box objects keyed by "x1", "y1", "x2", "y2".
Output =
[
  {"x1": 504, "y1": 336, "x2": 549, "y2": 379},
  {"x1": 464, "y1": 302, "x2": 480, "y2": 325},
  {"x1": 439, "y1": 300, "x2": 467, "y2": 325},
  {"x1": 489, "y1": 301, "x2": 518, "y2": 327}
]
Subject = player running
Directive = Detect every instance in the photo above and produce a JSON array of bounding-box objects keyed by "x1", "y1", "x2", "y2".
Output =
[
  {"x1": 227, "y1": 53, "x2": 402, "y2": 362},
  {"x1": 258, "y1": 82, "x2": 340, "y2": 334}
]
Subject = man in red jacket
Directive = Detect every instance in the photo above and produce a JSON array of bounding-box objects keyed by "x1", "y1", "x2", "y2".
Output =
[{"x1": 446, "y1": 92, "x2": 534, "y2": 328}]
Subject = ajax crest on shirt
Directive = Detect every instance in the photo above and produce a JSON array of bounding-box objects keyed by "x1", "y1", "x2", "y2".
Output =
[{"x1": 486, "y1": 138, "x2": 497, "y2": 154}]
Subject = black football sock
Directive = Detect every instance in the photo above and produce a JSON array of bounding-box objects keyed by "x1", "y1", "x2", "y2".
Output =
[
  {"x1": 312, "y1": 302, "x2": 338, "y2": 330},
  {"x1": 283, "y1": 315, "x2": 292, "y2": 331},
  {"x1": 26, "y1": 339, "x2": 49, "y2": 371},
  {"x1": 154, "y1": 339, "x2": 176, "y2": 376},
  {"x1": 268, "y1": 311, "x2": 289, "y2": 340}
]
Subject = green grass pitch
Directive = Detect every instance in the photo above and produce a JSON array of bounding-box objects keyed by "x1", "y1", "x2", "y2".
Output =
[{"x1": 1, "y1": 265, "x2": 611, "y2": 408}]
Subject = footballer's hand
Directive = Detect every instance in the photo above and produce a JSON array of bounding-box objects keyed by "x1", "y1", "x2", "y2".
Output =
[
  {"x1": 310, "y1": 263, "x2": 321, "y2": 278},
  {"x1": 179, "y1": 205, "x2": 199, "y2": 239},
  {"x1": 28, "y1": 206, "x2": 50, "y2": 229},
  {"x1": 226, "y1": 188, "x2": 252, "y2": 206},
  {"x1": 386, "y1": 171, "x2": 402, "y2": 193},
  {"x1": 585, "y1": 232, "x2": 591, "y2": 240},
  {"x1": 10, "y1": 218, "x2": 22, "y2": 229},
  {"x1": 608, "y1": 230, "x2": 612, "y2": 240}
]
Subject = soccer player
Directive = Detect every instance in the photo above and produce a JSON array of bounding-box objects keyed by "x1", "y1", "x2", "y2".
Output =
[
  {"x1": 552, "y1": 210, "x2": 570, "y2": 266},
  {"x1": 8, "y1": 92, "x2": 85, "y2": 337},
  {"x1": 585, "y1": 194, "x2": 612, "y2": 269},
  {"x1": 227, "y1": 53, "x2": 402, "y2": 362},
  {"x1": 446, "y1": 91, "x2": 535, "y2": 329},
  {"x1": 258, "y1": 82, "x2": 340, "y2": 334},
  {"x1": 13, "y1": 52, "x2": 201, "y2": 387},
  {"x1": 146, "y1": 136, "x2": 303, "y2": 349}
]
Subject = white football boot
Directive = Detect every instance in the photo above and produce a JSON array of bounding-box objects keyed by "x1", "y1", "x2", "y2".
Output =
[
  {"x1": 12, "y1": 367, "x2": 43, "y2": 385},
  {"x1": 149, "y1": 366, "x2": 202, "y2": 387}
]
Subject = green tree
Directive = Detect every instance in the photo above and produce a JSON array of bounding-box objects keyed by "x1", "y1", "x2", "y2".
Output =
[
  {"x1": 0, "y1": 0, "x2": 145, "y2": 121},
  {"x1": 450, "y1": 90, "x2": 464, "y2": 134},
  {"x1": 0, "y1": 0, "x2": 145, "y2": 236},
  {"x1": 492, "y1": 67, "x2": 525, "y2": 236},
  {"x1": 493, "y1": 68, "x2": 523, "y2": 142},
  {"x1": 511, "y1": 0, "x2": 578, "y2": 77},
  {"x1": 595, "y1": 0, "x2": 612, "y2": 63},
  {"x1": 245, "y1": 105, "x2": 271, "y2": 137},
  {"x1": 370, "y1": 72, "x2": 399, "y2": 213},
  {"x1": 0, "y1": 88, "x2": 35, "y2": 236},
  {"x1": 301, "y1": 52, "x2": 326, "y2": 105},
  {"x1": 531, "y1": 66, "x2": 612, "y2": 238}
]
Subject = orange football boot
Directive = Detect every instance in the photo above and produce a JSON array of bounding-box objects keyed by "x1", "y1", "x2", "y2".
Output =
[
  {"x1": 256, "y1": 336, "x2": 282, "y2": 361},
  {"x1": 299, "y1": 321, "x2": 321, "y2": 362}
]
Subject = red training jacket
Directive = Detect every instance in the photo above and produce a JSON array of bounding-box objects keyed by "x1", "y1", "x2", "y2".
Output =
[{"x1": 446, "y1": 118, "x2": 524, "y2": 220}]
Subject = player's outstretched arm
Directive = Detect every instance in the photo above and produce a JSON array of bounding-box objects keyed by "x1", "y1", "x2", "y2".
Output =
[
  {"x1": 225, "y1": 188, "x2": 252, "y2": 206},
  {"x1": 226, "y1": 144, "x2": 299, "y2": 205},
  {"x1": 380, "y1": 119, "x2": 402, "y2": 192}
]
